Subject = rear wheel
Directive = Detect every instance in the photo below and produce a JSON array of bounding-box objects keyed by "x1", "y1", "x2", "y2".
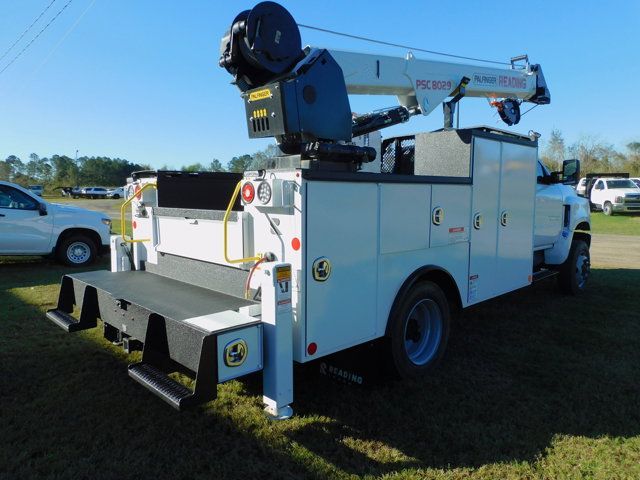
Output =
[
  {"x1": 603, "y1": 201, "x2": 613, "y2": 216},
  {"x1": 387, "y1": 281, "x2": 450, "y2": 378},
  {"x1": 558, "y1": 239, "x2": 590, "y2": 294},
  {"x1": 57, "y1": 234, "x2": 97, "y2": 267}
]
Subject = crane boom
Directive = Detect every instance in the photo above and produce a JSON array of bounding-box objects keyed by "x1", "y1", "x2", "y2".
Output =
[{"x1": 328, "y1": 50, "x2": 549, "y2": 116}]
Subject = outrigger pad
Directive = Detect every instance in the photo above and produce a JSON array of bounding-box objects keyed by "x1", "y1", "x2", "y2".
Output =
[{"x1": 44, "y1": 270, "x2": 259, "y2": 410}]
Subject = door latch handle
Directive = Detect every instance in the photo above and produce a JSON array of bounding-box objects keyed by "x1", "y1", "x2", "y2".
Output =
[
  {"x1": 473, "y1": 213, "x2": 482, "y2": 230},
  {"x1": 500, "y1": 210, "x2": 509, "y2": 226},
  {"x1": 432, "y1": 206, "x2": 444, "y2": 225}
]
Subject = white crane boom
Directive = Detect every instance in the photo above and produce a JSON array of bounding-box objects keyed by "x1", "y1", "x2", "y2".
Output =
[{"x1": 329, "y1": 49, "x2": 549, "y2": 116}]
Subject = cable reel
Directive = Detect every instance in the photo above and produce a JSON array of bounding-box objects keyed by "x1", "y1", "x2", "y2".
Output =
[{"x1": 491, "y1": 98, "x2": 521, "y2": 126}]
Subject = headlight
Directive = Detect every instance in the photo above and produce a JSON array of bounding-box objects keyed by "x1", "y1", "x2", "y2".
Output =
[
  {"x1": 615, "y1": 196, "x2": 624, "y2": 203},
  {"x1": 101, "y1": 218, "x2": 112, "y2": 226},
  {"x1": 257, "y1": 181, "x2": 272, "y2": 204}
]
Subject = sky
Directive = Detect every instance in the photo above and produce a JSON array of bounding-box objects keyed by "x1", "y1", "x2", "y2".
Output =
[{"x1": 0, "y1": 0, "x2": 639, "y2": 169}]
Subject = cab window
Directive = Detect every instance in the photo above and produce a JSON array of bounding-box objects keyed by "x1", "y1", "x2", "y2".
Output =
[
  {"x1": 0, "y1": 185, "x2": 38, "y2": 210},
  {"x1": 536, "y1": 162, "x2": 552, "y2": 183},
  {"x1": 594, "y1": 180, "x2": 604, "y2": 190}
]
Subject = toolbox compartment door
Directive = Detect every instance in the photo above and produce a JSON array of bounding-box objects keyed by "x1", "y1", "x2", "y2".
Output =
[{"x1": 304, "y1": 181, "x2": 378, "y2": 358}]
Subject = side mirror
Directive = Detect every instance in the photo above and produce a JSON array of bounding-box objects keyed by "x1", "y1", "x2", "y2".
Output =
[
  {"x1": 38, "y1": 202, "x2": 48, "y2": 216},
  {"x1": 562, "y1": 159, "x2": 579, "y2": 186}
]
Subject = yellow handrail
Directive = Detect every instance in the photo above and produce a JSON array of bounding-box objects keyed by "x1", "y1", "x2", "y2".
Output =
[
  {"x1": 120, "y1": 183, "x2": 157, "y2": 243},
  {"x1": 223, "y1": 180, "x2": 261, "y2": 264}
]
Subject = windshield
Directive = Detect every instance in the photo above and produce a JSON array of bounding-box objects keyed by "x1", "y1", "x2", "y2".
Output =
[{"x1": 606, "y1": 179, "x2": 637, "y2": 189}]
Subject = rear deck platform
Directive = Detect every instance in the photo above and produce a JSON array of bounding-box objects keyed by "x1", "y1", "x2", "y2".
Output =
[{"x1": 46, "y1": 269, "x2": 259, "y2": 410}]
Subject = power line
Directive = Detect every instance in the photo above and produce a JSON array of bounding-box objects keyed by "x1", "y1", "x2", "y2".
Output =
[
  {"x1": 0, "y1": 0, "x2": 74, "y2": 76},
  {"x1": 297, "y1": 23, "x2": 511, "y2": 66},
  {"x1": 32, "y1": 0, "x2": 97, "y2": 75},
  {"x1": 0, "y1": 0, "x2": 58, "y2": 63}
]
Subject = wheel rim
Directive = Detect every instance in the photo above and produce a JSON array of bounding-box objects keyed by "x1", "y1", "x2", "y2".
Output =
[
  {"x1": 403, "y1": 299, "x2": 443, "y2": 366},
  {"x1": 575, "y1": 252, "x2": 590, "y2": 289},
  {"x1": 66, "y1": 241, "x2": 90, "y2": 264}
]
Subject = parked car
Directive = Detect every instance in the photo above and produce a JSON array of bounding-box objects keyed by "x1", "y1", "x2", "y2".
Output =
[
  {"x1": 106, "y1": 186, "x2": 125, "y2": 199},
  {"x1": 576, "y1": 177, "x2": 587, "y2": 196},
  {"x1": 589, "y1": 177, "x2": 640, "y2": 215},
  {"x1": 631, "y1": 178, "x2": 640, "y2": 188},
  {"x1": 28, "y1": 185, "x2": 44, "y2": 196},
  {"x1": 81, "y1": 187, "x2": 109, "y2": 199},
  {"x1": 0, "y1": 180, "x2": 111, "y2": 266}
]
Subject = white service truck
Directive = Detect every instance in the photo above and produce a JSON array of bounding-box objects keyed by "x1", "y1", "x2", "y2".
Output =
[
  {"x1": 47, "y1": 2, "x2": 590, "y2": 417},
  {"x1": 0, "y1": 180, "x2": 111, "y2": 266}
]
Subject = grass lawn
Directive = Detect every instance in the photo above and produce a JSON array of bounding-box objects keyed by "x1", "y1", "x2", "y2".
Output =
[
  {"x1": 589, "y1": 212, "x2": 640, "y2": 236},
  {"x1": 2, "y1": 241, "x2": 640, "y2": 478}
]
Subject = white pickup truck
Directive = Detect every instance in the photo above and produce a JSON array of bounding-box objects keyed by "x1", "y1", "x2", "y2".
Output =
[
  {"x1": 0, "y1": 181, "x2": 112, "y2": 266},
  {"x1": 589, "y1": 177, "x2": 640, "y2": 215}
]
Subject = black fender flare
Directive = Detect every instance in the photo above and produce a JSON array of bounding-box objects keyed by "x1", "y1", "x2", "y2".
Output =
[{"x1": 384, "y1": 265, "x2": 462, "y2": 337}]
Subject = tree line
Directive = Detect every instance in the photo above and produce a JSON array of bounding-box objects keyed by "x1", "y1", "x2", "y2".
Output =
[
  {"x1": 540, "y1": 130, "x2": 640, "y2": 176},
  {"x1": 0, "y1": 144, "x2": 280, "y2": 193},
  {"x1": 0, "y1": 154, "x2": 149, "y2": 190},
  {"x1": 1, "y1": 133, "x2": 638, "y2": 193}
]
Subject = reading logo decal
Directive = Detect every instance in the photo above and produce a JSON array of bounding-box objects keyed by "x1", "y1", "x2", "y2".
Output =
[{"x1": 312, "y1": 257, "x2": 331, "y2": 282}]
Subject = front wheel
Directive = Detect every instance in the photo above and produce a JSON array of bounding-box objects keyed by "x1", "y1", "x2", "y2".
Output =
[
  {"x1": 558, "y1": 239, "x2": 590, "y2": 295},
  {"x1": 56, "y1": 234, "x2": 97, "y2": 267},
  {"x1": 387, "y1": 281, "x2": 450, "y2": 378},
  {"x1": 603, "y1": 202, "x2": 614, "y2": 216}
]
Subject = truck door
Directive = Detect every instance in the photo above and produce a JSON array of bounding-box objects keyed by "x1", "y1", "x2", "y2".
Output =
[
  {"x1": 0, "y1": 184, "x2": 52, "y2": 254},
  {"x1": 591, "y1": 180, "x2": 605, "y2": 207},
  {"x1": 534, "y1": 161, "x2": 563, "y2": 248}
]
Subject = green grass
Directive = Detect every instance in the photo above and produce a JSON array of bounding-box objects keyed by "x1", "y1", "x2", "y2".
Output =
[
  {"x1": 2, "y1": 256, "x2": 639, "y2": 478},
  {"x1": 590, "y1": 212, "x2": 640, "y2": 236}
]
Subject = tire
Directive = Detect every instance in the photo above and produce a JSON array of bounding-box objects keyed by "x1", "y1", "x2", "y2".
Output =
[
  {"x1": 56, "y1": 234, "x2": 97, "y2": 267},
  {"x1": 558, "y1": 239, "x2": 590, "y2": 295},
  {"x1": 603, "y1": 202, "x2": 613, "y2": 216},
  {"x1": 387, "y1": 281, "x2": 451, "y2": 378},
  {"x1": 112, "y1": 194, "x2": 120, "y2": 199}
]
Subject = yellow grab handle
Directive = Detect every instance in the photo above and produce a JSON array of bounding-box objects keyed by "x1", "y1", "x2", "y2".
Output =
[
  {"x1": 223, "y1": 180, "x2": 261, "y2": 264},
  {"x1": 120, "y1": 183, "x2": 157, "y2": 244}
]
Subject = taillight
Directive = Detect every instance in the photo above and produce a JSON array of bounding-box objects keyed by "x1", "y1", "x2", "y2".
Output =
[
  {"x1": 242, "y1": 182, "x2": 255, "y2": 203},
  {"x1": 257, "y1": 181, "x2": 272, "y2": 204}
]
